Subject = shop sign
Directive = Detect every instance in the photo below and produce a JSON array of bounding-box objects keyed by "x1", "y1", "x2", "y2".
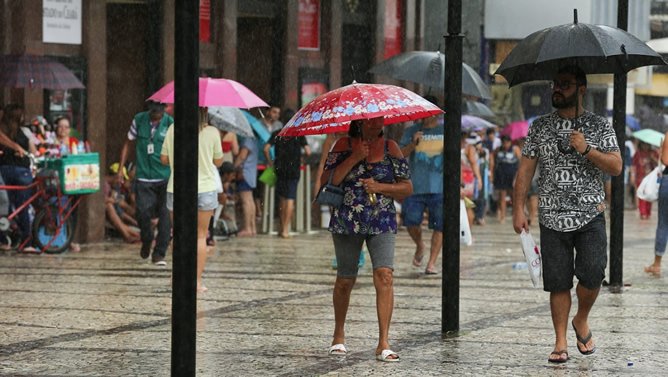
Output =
[
  {"x1": 298, "y1": 0, "x2": 320, "y2": 50},
  {"x1": 43, "y1": 0, "x2": 82, "y2": 45},
  {"x1": 200, "y1": 0, "x2": 211, "y2": 42},
  {"x1": 384, "y1": 0, "x2": 403, "y2": 59}
]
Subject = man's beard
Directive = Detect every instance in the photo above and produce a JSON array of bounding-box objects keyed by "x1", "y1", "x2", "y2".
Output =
[{"x1": 552, "y1": 91, "x2": 578, "y2": 109}]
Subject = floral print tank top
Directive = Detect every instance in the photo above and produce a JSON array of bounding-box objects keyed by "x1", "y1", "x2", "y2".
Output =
[{"x1": 323, "y1": 141, "x2": 411, "y2": 235}]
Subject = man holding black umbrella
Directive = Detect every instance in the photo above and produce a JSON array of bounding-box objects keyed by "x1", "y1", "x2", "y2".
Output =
[{"x1": 513, "y1": 66, "x2": 622, "y2": 363}]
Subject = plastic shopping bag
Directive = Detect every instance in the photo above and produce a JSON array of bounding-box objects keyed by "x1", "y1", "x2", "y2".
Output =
[
  {"x1": 460, "y1": 199, "x2": 472, "y2": 246},
  {"x1": 520, "y1": 230, "x2": 542, "y2": 288},
  {"x1": 637, "y1": 166, "x2": 661, "y2": 202}
]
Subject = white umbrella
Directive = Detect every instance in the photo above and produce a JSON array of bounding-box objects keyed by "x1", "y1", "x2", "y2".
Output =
[{"x1": 208, "y1": 107, "x2": 255, "y2": 138}]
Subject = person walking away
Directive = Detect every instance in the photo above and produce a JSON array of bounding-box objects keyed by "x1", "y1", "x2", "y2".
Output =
[
  {"x1": 264, "y1": 131, "x2": 311, "y2": 238},
  {"x1": 646, "y1": 133, "x2": 668, "y2": 275},
  {"x1": 399, "y1": 104, "x2": 444, "y2": 275},
  {"x1": 631, "y1": 141, "x2": 658, "y2": 220},
  {"x1": 324, "y1": 118, "x2": 412, "y2": 362},
  {"x1": 474, "y1": 138, "x2": 490, "y2": 225},
  {"x1": 513, "y1": 65, "x2": 622, "y2": 363},
  {"x1": 491, "y1": 135, "x2": 520, "y2": 224},
  {"x1": 0, "y1": 104, "x2": 37, "y2": 252},
  {"x1": 461, "y1": 132, "x2": 482, "y2": 228},
  {"x1": 235, "y1": 134, "x2": 259, "y2": 237},
  {"x1": 118, "y1": 101, "x2": 172, "y2": 266},
  {"x1": 161, "y1": 107, "x2": 223, "y2": 292}
]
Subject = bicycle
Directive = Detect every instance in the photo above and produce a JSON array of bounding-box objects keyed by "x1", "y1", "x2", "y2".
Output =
[{"x1": 0, "y1": 153, "x2": 97, "y2": 254}]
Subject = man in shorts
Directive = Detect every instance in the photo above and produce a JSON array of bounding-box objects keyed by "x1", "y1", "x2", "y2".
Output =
[
  {"x1": 400, "y1": 96, "x2": 444, "y2": 275},
  {"x1": 264, "y1": 130, "x2": 311, "y2": 238},
  {"x1": 513, "y1": 65, "x2": 622, "y2": 363}
]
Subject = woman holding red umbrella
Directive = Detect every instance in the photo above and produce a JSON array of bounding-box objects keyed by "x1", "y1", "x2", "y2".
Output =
[{"x1": 323, "y1": 117, "x2": 412, "y2": 362}]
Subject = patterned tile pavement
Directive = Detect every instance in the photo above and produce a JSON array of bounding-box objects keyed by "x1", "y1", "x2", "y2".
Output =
[{"x1": 0, "y1": 209, "x2": 665, "y2": 376}]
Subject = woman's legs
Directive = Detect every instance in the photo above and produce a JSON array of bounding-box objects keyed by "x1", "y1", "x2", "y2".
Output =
[
  {"x1": 373, "y1": 267, "x2": 395, "y2": 356},
  {"x1": 649, "y1": 177, "x2": 668, "y2": 274},
  {"x1": 332, "y1": 276, "x2": 356, "y2": 345},
  {"x1": 238, "y1": 190, "x2": 255, "y2": 236},
  {"x1": 197, "y1": 210, "x2": 214, "y2": 292},
  {"x1": 497, "y1": 189, "x2": 507, "y2": 222}
]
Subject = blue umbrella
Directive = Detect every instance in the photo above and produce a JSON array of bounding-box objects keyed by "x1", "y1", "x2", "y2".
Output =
[
  {"x1": 626, "y1": 114, "x2": 641, "y2": 131},
  {"x1": 241, "y1": 110, "x2": 274, "y2": 162}
]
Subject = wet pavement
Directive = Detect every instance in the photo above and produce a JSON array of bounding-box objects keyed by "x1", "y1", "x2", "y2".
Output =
[{"x1": 0, "y1": 209, "x2": 666, "y2": 376}]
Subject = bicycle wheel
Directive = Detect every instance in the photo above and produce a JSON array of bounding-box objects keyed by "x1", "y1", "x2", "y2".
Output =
[{"x1": 32, "y1": 207, "x2": 74, "y2": 254}]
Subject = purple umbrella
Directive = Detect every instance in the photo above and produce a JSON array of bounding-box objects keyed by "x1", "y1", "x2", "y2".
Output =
[{"x1": 0, "y1": 54, "x2": 85, "y2": 89}]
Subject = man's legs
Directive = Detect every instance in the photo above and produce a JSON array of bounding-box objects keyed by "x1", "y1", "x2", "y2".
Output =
[
  {"x1": 134, "y1": 181, "x2": 157, "y2": 257},
  {"x1": 572, "y1": 284, "x2": 599, "y2": 353},
  {"x1": 238, "y1": 190, "x2": 255, "y2": 236},
  {"x1": 549, "y1": 290, "x2": 571, "y2": 361},
  {"x1": 424, "y1": 231, "x2": 443, "y2": 273},
  {"x1": 402, "y1": 195, "x2": 426, "y2": 267},
  {"x1": 153, "y1": 181, "x2": 171, "y2": 259},
  {"x1": 406, "y1": 226, "x2": 425, "y2": 266}
]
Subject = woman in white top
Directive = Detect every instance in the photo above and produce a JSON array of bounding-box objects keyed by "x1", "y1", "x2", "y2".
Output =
[{"x1": 161, "y1": 107, "x2": 224, "y2": 293}]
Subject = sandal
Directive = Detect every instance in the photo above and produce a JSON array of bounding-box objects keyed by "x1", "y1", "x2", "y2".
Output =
[
  {"x1": 376, "y1": 349, "x2": 400, "y2": 362},
  {"x1": 328, "y1": 343, "x2": 347, "y2": 356},
  {"x1": 572, "y1": 321, "x2": 596, "y2": 355},
  {"x1": 412, "y1": 252, "x2": 424, "y2": 267},
  {"x1": 547, "y1": 350, "x2": 569, "y2": 363}
]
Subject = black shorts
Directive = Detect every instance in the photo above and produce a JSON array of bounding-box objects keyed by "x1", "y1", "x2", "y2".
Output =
[
  {"x1": 276, "y1": 177, "x2": 299, "y2": 200},
  {"x1": 539, "y1": 214, "x2": 607, "y2": 292}
]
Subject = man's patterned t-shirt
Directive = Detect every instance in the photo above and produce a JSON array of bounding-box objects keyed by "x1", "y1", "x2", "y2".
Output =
[{"x1": 522, "y1": 111, "x2": 619, "y2": 232}]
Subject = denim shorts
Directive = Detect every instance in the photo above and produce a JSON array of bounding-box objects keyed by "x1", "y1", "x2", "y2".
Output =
[
  {"x1": 167, "y1": 191, "x2": 219, "y2": 211},
  {"x1": 539, "y1": 214, "x2": 607, "y2": 292},
  {"x1": 236, "y1": 179, "x2": 254, "y2": 192},
  {"x1": 276, "y1": 177, "x2": 299, "y2": 200},
  {"x1": 332, "y1": 233, "x2": 395, "y2": 278},
  {"x1": 401, "y1": 194, "x2": 443, "y2": 230}
]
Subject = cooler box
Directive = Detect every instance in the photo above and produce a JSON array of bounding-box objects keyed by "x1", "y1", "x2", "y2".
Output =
[{"x1": 42, "y1": 153, "x2": 101, "y2": 195}]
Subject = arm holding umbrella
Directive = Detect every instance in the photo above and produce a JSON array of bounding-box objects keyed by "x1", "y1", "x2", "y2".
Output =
[
  {"x1": 360, "y1": 140, "x2": 413, "y2": 201},
  {"x1": 569, "y1": 130, "x2": 622, "y2": 176}
]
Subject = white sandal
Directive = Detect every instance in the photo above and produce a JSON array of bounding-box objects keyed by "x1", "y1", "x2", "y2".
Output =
[
  {"x1": 376, "y1": 349, "x2": 400, "y2": 362},
  {"x1": 328, "y1": 343, "x2": 347, "y2": 355}
]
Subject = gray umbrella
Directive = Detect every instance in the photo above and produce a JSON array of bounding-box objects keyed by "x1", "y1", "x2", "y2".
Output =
[
  {"x1": 495, "y1": 10, "x2": 666, "y2": 87},
  {"x1": 208, "y1": 106, "x2": 255, "y2": 138},
  {"x1": 369, "y1": 50, "x2": 491, "y2": 99},
  {"x1": 462, "y1": 100, "x2": 496, "y2": 119}
]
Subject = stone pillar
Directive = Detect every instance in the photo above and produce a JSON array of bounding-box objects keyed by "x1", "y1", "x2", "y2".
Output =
[
  {"x1": 328, "y1": 0, "x2": 342, "y2": 89},
  {"x1": 220, "y1": 0, "x2": 237, "y2": 79},
  {"x1": 283, "y1": 0, "x2": 299, "y2": 110},
  {"x1": 162, "y1": 0, "x2": 175, "y2": 82},
  {"x1": 80, "y1": 0, "x2": 107, "y2": 242},
  {"x1": 374, "y1": 0, "x2": 386, "y2": 65}
]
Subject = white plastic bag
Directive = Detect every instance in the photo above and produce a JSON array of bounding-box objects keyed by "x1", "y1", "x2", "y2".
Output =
[
  {"x1": 637, "y1": 166, "x2": 661, "y2": 202},
  {"x1": 520, "y1": 230, "x2": 542, "y2": 288},
  {"x1": 460, "y1": 199, "x2": 472, "y2": 246}
]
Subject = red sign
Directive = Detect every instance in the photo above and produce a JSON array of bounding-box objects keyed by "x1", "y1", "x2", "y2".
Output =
[
  {"x1": 298, "y1": 0, "x2": 320, "y2": 50},
  {"x1": 200, "y1": 0, "x2": 211, "y2": 43},
  {"x1": 384, "y1": 0, "x2": 403, "y2": 59}
]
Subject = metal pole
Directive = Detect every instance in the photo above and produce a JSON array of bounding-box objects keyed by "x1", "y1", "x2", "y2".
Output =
[
  {"x1": 171, "y1": 0, "x2": 199, "y2": 375},
  {"x1": 610, "y1": 0, "x2": 628, "y2": 290},
  {"x1": 443, "y1": 0, "x2": 463, "y2": 333}
]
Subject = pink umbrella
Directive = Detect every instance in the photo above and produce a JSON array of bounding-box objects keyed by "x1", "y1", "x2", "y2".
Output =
[
  {"x1": 501, "y1": 120, "x2": 529, "y2": 140},
  {"x1": 278, "y1": 82, "x2": 442, "y2": 136},
  {"x1": 147, "y1": 77, "x2": 269, "y2": 108}
]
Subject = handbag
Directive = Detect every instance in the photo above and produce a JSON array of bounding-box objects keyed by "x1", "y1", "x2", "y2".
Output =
[
  {"x1": 258, "y1": 166, "x2": 277, "y2": 187},
  {"x1": 637, "y1": 166, "x2": 661, "y2": 202},
  {"x1": 315, "y1": 171, "x2": 344, "y2": 207}
]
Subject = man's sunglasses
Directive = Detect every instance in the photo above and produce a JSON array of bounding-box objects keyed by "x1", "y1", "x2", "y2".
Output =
[{"x1": 550, "y1": 80, "x2": 579, "y2": 91}]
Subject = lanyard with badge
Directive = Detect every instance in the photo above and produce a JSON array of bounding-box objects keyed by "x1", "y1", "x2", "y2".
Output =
[{"x1": 147, "y1": 121, "x2": 159, "y2": 155}]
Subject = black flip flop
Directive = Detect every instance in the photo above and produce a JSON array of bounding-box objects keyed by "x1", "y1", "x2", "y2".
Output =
[
  {"x1": 572, "y1": 321, "x2": 597, "y2": 355},
  {"x1": 547, "y1": 350, "x2": 569, "y2": 363}
]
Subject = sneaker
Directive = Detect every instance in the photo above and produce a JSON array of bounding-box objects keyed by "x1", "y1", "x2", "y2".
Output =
[
  {"x1": 152, "y1": 255, "x2": 167, "y2": 266},
  {"x1": 140, "y1": 243, "x2": 151, "y2": 259}
]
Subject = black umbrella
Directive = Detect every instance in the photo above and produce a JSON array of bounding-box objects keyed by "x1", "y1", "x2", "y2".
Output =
[
  {"x1": 495, "y1": 10, "x2": 666, "y2": 87},
  {"x1": 369, "y1": 50, "x2": 492, "y2": 99}
]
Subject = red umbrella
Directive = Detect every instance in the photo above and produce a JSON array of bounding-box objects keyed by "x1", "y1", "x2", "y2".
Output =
[
  {"x1": 501, "y1": 120, "x2": 529, "y2": 140},
  {"x1": 0, "y1": 54, "x2": 85, "y2": 89},
  {"x1": 147, "y1": 77, "x2": 268, "y2": 108},
  {"x1": 278, "y1": 82, "x2": 443, "y2": 136}
]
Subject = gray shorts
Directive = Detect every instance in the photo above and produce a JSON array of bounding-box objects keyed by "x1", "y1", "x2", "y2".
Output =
[
  {"x1": 166, "y1": 191, "x2": 218, "y2": 212},
  {"x1": 332, "y1": 233, "x2": 395, "y2": 278},
  {"x1": 539, "y1": 214, "x2": 607, "y2": 292}
]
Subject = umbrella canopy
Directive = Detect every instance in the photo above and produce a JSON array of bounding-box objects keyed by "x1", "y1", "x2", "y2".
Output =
[
  {"x1": 632, "y1": 129, "x2": 664, "y2": 148},
  {"x1": 461, "y1": 115, "x2": 496, "y2": 132},
  {"x1": 501, "y1": 120, "x2": 530, "y2": 141},
  {"x1": 148, "y1": 77, "x2": 269, "y2": 108},
  {"x1": 646, "y1": 37, "x2": 668, "y2": 54},
  {"x1": 626, "y1": 114, "x2": 641, "y2": 131},
  {"x1": 0, "y1": 54, "x2": 85, "y2": 89},
  {"x1": 242, "y1": 110, "x2": 271, "y2": 143},
  {"x1": 495, "y1": 10, "x2": 666, "y2": 86},
  {"x1": 369, "y1": 50, "x2": 491, "y2": 99},
  {"x1": 278, "y1": 82, "x2": 443, "y2": 137},
  {"x1": 462, "y1": 100, "x2": 496, "y2": 119},
  {"x1": 208, "y1": 107, "x2": 255, "y2": 138}
]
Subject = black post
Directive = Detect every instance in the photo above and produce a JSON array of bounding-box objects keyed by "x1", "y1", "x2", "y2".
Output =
[
  {"x1": 171, "y1": 1, "x2": 199, "y2": 376},
  {"x1": 443, "y1": 0, "x2": 462, "y2": 333},
  {"x1": 609, "y1": 0, "x2": 628, "y2": 290}
]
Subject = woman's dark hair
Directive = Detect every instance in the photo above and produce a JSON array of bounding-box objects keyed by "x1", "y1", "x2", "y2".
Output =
[
  {"x1": 53, "y1": 115, "x2": 70, "y2": 127},
  {"x1": 347, "y1": 119, "x2": 384, "y2": 138}
]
